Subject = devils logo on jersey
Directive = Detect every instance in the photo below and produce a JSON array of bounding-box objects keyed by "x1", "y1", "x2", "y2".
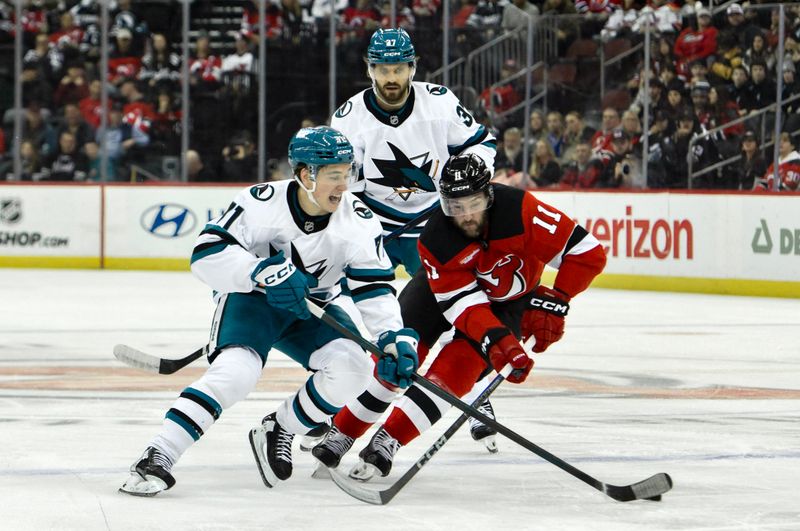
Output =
[{"x1": 475, "y1": 254, "x2": 527, "y2": 301}]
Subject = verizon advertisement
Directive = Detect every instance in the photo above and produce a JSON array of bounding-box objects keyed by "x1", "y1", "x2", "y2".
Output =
[
  {"x1": 536, "y1": 191, "x2": 799, "y2": 283},
  {"x1": 0, "y1": 186, "x2": 100, "y2": 261}
]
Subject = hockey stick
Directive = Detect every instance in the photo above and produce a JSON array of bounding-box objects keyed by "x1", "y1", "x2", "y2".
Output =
[
  {"x1": 383, "y1": 203, "x2": 440, "y2": 242},
  {"x1": 327, "y1": 366, "x2": 512, "y2": 505},
  {"x1": 306, "y1": 298, "x2": 673, "y2": 502},
  {"x1": 113, "y1": 344, "x2": 207, "y2": 375}
]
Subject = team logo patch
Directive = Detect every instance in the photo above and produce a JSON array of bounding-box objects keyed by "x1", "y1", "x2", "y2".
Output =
[
  {"x1": 250, "y1": 183, "x2": 275, "y2": 202},
  {"x1": 426, "y1": 85, "x2": 447, "y2": 96},
  {"x1": 353, "y1": 200, "x2": 373, "y2": 219},
  {"x1": 476, "y1": 254, "x2": 527, "y2": 302},
  {"x1": 304, "y1": 221, "x2": 315, "y2": 232},
  {"x1": 335, "y1": 101, "x2": 353, "y2": 118}
]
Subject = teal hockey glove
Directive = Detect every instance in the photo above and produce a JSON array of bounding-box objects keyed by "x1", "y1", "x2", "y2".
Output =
[
  {"x1": 376, "y1": 328, "x2": 420, "y2": 388},
  {"x1": 251, "y1": 251, "x2": 310, "y2": 319}
]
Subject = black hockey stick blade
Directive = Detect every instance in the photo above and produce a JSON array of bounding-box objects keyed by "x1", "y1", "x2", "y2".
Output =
[
  {"x1": 325, "y1": 370, "x2": 508, "y2": 505},
  {"x1": 305, "y1": 298, "x2": 674, "y2": 502},
  {"x1": 113, "y1": 344, "x2": 207, "y2": 375}
]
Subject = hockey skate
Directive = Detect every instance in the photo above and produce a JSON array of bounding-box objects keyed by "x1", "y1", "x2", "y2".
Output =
[
  {"x1": 469, "y1": 398, "x2": 498, "y2": 454},
  {"x1": 249, "y1": 413, "x2": 294, "y2": 488},
  {"x1": 299, "y1": 420, "x2": 331, "y2": 452},
  {"x1": 348, "y1": 427, "x2": 400, "y2": 482},
  {"x1": 119, "y1": 446, "x2": 176, "y2": 497},
  {"x1": 311, "y1": 424, "x2": 355, "y2": 469}
]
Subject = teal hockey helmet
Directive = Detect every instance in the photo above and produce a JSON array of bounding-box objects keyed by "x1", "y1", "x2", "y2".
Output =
[
  {"x1": 288, "y1": 126, "x2": 355, "y2": 180},
  {"x1": 367, "y1": 28, "x2": 416, "y2": 64}
]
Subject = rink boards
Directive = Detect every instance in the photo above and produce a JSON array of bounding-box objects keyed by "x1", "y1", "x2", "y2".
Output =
[{"x1": 0, "y1": 183, "x2": 798, "y2": 297}]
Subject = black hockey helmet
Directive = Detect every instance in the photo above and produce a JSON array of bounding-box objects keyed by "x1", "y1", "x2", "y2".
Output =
[{"x1": 438, "y1": 154, "x2": 493, "y2": 216}]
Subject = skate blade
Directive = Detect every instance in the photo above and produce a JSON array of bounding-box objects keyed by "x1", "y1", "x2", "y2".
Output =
[
  {"x1": 248, "y1": 427, "x2": 277, "y2": 489},
  {"x1": 311, "y1": 462, "x2": 331, "y2": 479},
  {"x1": 299, "y1": 434, "x2": 325, "y2": 452},
  {"x1": 348, "y1": 461, "x2": 378, "y2": 482},
  {"x1": 483, "y1": 435, "x2": 498, "y2": 454},
  {"x1": 118, "y1": 474, "x2": 167, "y2": 497}
]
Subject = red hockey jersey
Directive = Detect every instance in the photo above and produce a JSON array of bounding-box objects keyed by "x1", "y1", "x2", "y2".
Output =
[
  {"x1": 756, "y1": 151, "x2": 800, "y2": 191},
  {"x1": 418, "y1": 184, "x2": 606, "y2": 344}
]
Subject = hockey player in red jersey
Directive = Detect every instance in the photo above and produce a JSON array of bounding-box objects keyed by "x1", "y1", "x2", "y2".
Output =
[
  {"x1": 313, "y1": 153, "x2": 606, "y2": 479},
  {"x1": 754, "y1": 132, "x2": 800, "y2": 191}
]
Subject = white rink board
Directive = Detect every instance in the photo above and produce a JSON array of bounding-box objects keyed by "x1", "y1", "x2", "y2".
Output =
[
  {"x1": 535, "y1": 191, "x2": 800, "y2": 282},
  {"x1": 0, "y1": 185, "x2": 100, "y2": 257},
  {"x1": 103, "y1": 185, "x2": 236, "y2": 259}
]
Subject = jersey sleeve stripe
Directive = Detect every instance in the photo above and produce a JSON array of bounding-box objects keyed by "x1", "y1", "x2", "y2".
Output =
[
  {"x1": 441, "y1": 288, "x2": 487, "y2": 324},
  {"x1": 191, "y1": 241, "x2": 228, "y2": 264},
  {"x1": 350, "y1": 283, "x2": 397, "y2": 302},
  {"x1": 548, "y1": 225, "x2": 601, "y2": 269},
  {"x1": 345, "y1": 267, "x2": 395, "y2": 281},
  {"x1": 448, "y1": 126, "x2": 489, "y2": 155},
  {"x1": 433, "y1": 281, "x2": 480, "y2": 307}
]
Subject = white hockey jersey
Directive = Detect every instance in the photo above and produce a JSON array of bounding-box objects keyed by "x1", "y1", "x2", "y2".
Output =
[
  {"x1": 330, "y1": 82, "x2": 497, "y2": 236},
  {"x1": 190, "y1": 179, "x2": 402, "y2": 336}
]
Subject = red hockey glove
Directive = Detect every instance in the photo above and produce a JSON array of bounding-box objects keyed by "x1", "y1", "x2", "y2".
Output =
[
  {"x1": 522, "y1": 286, "x2": 570, "y2": 353},
  {"x1": 482, "y1": 328, "x2": 533, "y2": 384}
]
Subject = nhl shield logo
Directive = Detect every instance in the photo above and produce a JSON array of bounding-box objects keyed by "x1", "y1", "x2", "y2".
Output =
[
  {"x1": 304, "y1": 221, "x2": 314, "y2": 232},
  {"x1": 0, "y1": 198, "x2": 22, "y2": 224},
  {"x1": 390, "y1": 115, "x2": 399, "y2": 125}
]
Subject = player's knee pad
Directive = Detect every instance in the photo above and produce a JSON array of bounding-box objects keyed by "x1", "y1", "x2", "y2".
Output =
[
  {"x1": 309, "y1": 338, "x2": 373, "y2": 405},
  {"x1": 426, "y1": 339, "x2": 487, "y2": 397},
  {"x1": 196, "y1": 346, "x2": 262, "y2": 409}
]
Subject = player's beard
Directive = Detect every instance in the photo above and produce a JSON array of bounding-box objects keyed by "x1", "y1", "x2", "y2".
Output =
[
  {"x1": 454, "y1": 213, "x2": 488, "y2": 240},
  {"x1": 376, "y1": 77, "x2": 411, "y2": 106}
]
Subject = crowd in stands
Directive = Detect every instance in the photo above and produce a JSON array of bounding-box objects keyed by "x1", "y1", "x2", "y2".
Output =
[{"x1": 0, "y1": 0, "x2": 798, "y2": 191}]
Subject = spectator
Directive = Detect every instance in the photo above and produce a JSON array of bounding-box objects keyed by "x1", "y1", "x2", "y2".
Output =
[
  {"x1": 108, "y1": 27, "x2": 143, "y2": 85},
  {"x1": 737, "y1": 130, "x2": 767, "y2": 190},
  {"x1": 688, "y1": 60, "x2": 710, "y2": 86},
  {"x1": 240, "y1": 0, "x2": 284, "y2": 42},
  {"x1": 221, "y1": 130, "x2": 258, "y2": 182},
  {"x1": 5, "y1": 140, "x2": 43, "y2": 181},
  {"x1": 478, "y1": 59, "x2": 522, "y2": 127},
  {"x1": 560, "y1": 141, "x2": 603, "y2": 188},
  {"x1": 591, "y1": 107, "x2": 620, "y2": 152},
  {"x1": 379, "y1": 0, "x2": 416, "y2": 31},
  {"x1": 495, "y1": 127, "x2": 525, "y2": 174},
  {"x1": 21, "y1": 102, "x2": 57, "y2": 158},
  {"x1": 597, "y1": 128, "x2": 640, "y2": 188},
  {"x1": 710, "y1": 32, "x2": 744, "y2": 84},
  {"x1": 119, "y1": 79, "x2": 156, "y2": 135},
  {"x1": 528, "y1": 139, "x2": 561, "y2": 187},
  {"x1": 95, "y1": 103, "x2": 149, "y2": 180},
  {"x1": 467, "y1": 0, "x2": 504, "y2": 39},
  {"x1": 40, "y1": 130, "x2": 89, "y2": 181},
  {"x1": 112, "y1": 0, "x2": 147, "y2": 52},
  {"x1": 79, "y1": 78, "x2": 107, "y2": 129},
  {"x1": 57, "y1": 102, "x2": 94, "y2": 151},
  {"x1": 743, "y1": 33, "x2": 776, "y2": 74},
  {"x1": 139, "y1": 32, "x2": 181, "y2": 95},
  {"x1": 23, "y1": 32, "x2": 62, "y2": 86},
  {"x1": 49, "y1": 11, "x2": 84, "y2": 66},
  {"x1": 755, "y1": 132, "x2": 800, "y2": 191},
  {"x1": 621, "y1": 110, "x2": 643, "y2": 154},
  {"x1": 645, "y1": 109, "x2": 673, "y2": 186},
  {"x1": 222, "y1": 32, "x2": 256, "y2": 83},
  {"x1": 635, "y1": 0, "x2": 681, "y2": 35},
  {"x1": 502, "y1": 0, "x2": 539, "y2": 34},
  {"x1": 720, "y1": 3, "x2": 759, "y2": 52},
  {"x1": 748, "y1": 59, "x2": 776, "y2": 111},
  {"x1": 545, "y1": 111, "x2": 565, "y2": 158},
  {"x1": 603, "y1": 0, "x2": 638, "y2": 41},
  {"x1": 490, "y1": 166, "x2": 532, "y2": 189},
  {"x1": 186, "y1": 149, "x2": 216, "y2": 182},
  {"x1": 562, "y1": 110, "x2": 596, "y2": 161},
  {"x1": 782, "y1": 61, "x2": 800, "y2": 134},
  {"x1": 189, "y1": 33, "x2": 223, "y2": 94},
  {"x1": 727, "y1": 65, "x2": 754, "y2": 114},
  {"x1": 151, "y1": 90, "x2": 181, "y2": 155},
  {"x1": 526, "y1": 109, "x2": 547, "y2": 146},
  {"x1": 659, "y1": 65, "x2": 679, "y2": 92},
  {"x1": 20, "y1": 59, "x2": 54, "y2": 109},
  {"x1": 340, "y1": 0, "x2": 381, "y2": 43},
  {"x1": 708, "y1": 85, "x2": 744, "y2": 138},
  {"x1": 673, "y1": 6, "x2": 717, "y2": 78},
  {"x1": 53, "y1": 62, "x2": 90, "y2": 107},
  {"x1": 631, "y1": 76, "x2": 669, "y2": 119}
]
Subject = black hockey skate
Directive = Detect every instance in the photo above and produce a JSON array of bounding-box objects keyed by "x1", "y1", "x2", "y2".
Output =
[
  {"x1": 348, "y1": 427, "x2": 401, "y2": 482},
  {"x1": 299, "y1": 420, "x2": 331, "y2": 452},
  {"x1": 249, "y1": 412, "x2": 294, "y2": 488},
  {"x1": 311, "y1": 424, "x2": 355, "y2": 468},
  {"x1": 469, "y1": 398, "x2": 498, "y2": 453},
  {"x1": 119, "y1": 446, "x2": 176, "y2": 497}
]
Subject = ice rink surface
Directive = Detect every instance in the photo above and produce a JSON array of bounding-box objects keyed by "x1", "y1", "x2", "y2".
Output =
[{"x1": 1, "y1": 269, "x2": 799, "y2": 531}]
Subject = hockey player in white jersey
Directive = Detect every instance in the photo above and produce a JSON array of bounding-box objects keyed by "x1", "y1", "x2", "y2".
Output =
[
  {"x1": 330, "y1": 28, "x2": 496, "y2": 275},
  {"x1": 314, "y1": 29, "x2": 500, "y2": 468},
  {"x1": 119, "y1": 126, "x2": 419, "y2": 496}
]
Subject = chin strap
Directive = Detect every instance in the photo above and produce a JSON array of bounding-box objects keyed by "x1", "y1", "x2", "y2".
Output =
[{"x1": 295, "y1": 173, "x2": 321, "y2": 208}]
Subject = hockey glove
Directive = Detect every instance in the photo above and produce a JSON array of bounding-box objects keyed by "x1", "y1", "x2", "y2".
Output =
[
  {"x1": 522, "y1": 285, "x2": 570, "y2": 353},
  {"x1": 376, "y1": 328, "x2": 420, "y2": 389},
  {"x1": 251, "y1": 251, "x2": 311, "y2": 320},
  {"x1": 482, "y1": 327, "x2": 533, "y2": 384}
]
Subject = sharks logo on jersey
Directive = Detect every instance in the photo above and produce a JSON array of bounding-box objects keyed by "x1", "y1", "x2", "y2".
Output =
[{"x1": 372, "y1": 142, "x2": 436, "y2": 201}]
